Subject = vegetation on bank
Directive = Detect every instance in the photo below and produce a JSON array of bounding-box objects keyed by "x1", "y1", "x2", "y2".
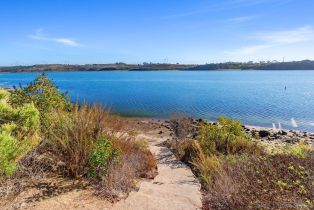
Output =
[
  {"x1": 190, "y1": 60, "x2": 314, "y2": 70},
  {"x1": 0, "y1": 74, "x2": 156, "y2": 201},
  {"x1": 1, "y1": 60, "x2": 314, "y2": 73},
  {"x1": 0, "y1": 63, "x2": 195, "y2": 72},
  {"x1": 0, "y1": 89, "x2": 40, "y2": 177},
  {"x1": 169, "y1": 117, "x2": 314, "y2": 210}
]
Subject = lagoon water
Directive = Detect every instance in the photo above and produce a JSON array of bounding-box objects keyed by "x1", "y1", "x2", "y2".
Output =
[{"x1": 1, "y1": 70, "x2": 314, "y2": 132}]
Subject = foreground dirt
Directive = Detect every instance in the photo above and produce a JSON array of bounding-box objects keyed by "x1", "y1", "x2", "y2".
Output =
[
  {"x1": 1, "y1": 179, "x2": 112, "y2": 210},
  {"x1": 2, "y1": 118, "x2": 202, "y2": 210}
]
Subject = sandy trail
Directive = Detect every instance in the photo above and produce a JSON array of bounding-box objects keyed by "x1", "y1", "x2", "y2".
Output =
[{"x1": 113, "y1": 131, "x2": 202, "y2": 210}]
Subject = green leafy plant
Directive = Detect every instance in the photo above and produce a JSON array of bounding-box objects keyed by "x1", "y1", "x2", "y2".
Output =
[
  {"x1": 88, "y1": 137, "x2": 121, "y2": 177},
  {"x1": 198, "y1": 116, "x2": 254, "y2": 155},
  {"x1": 284, "y1": 141, "x2": 312, "y2": 158},
  {"x1": 9, "y1": 74, "x2": 73, "y2": 130},
  {"x1": 0, "y1": 89, "x2": 40, "y2": 177}
]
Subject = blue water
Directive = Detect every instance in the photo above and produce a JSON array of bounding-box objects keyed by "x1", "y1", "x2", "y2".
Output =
[{"x1": 1, "y1": 70, "x2": 314, "y2": 132}]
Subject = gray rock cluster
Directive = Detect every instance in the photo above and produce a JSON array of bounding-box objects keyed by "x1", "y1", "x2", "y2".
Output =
[
  {"x1": 244, "y1": 126, "x2": 314, "y2": 147},
  {"x1": 165, "y1": 117, "x2": 314, "y2": 148}
]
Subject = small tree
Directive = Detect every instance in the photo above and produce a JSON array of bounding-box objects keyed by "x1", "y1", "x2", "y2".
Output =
[{"x1": 9, "y1": 74, "x2": 73, "y2": 130}]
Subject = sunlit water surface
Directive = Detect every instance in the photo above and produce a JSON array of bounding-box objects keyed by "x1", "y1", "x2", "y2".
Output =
[{"x1": 1, "y1": 70, "x2": 314, "y2": 131}]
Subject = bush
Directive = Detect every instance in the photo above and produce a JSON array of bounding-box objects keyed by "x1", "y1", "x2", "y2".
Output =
[
  {"x1": 95, "y1": 138, "x2": 157, "y2": 199},
  {"x1": 88, "y1": 136, "x2": 121, "y2": 178},
  {"x1": 191, "y1": 153, "x2": 221, "y2": 188},
  {"x1": 284, "y1": 141, "x2": 312, "y2": 158},
  {"x1": 198, "y1": 117, "x2": 255, "y2": 155},
  {"x1": 0, "y1": 89, "x2": 40, "y2": 177},
  {"x1": 9, "y1": 74, "x2": 73, "y2": 130},
  {"x1": 47, "y1": 103, "x2": 117, "y2": 177}
]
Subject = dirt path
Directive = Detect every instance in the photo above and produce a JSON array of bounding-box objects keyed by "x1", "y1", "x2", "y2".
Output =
[{"x1": 113, "y1": 130, "x2": 202, "y2": 210}]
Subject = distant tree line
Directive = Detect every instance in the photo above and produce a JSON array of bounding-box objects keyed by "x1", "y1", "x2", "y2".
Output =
[
  {"x1": 1, "y1": 60, "x2": 314, "y2": 72},
  {"x1": 189, "y1": 60, "x2": 314, "y2": 70}
]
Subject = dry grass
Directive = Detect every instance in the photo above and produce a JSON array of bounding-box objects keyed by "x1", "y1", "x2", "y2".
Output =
[
  {"x1": 170, "y1": 116, "x2": 197, "y2": 140},
  {"x1": 45, "y1": 103, "x2": 157, "y2": 198},
  {"x1": 0, "y1": 148, "x2": 48, "y2": 200},
  {"x1": 204, "y1": 153, "x2": 314, "y2": 210},
  {"x1": 95, "y1": 139, "x2": 157, "y2": 199},
  {"x1": 45, "y1": 103, "x2": 124, "y2": 177}
]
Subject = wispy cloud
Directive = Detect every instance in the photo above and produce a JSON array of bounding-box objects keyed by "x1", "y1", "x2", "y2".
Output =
[
  {"x1": 228, "y1": 26, "x2": 314, "y2": 54},
  {"x1": 162, "y1": 0, "x2": 293, "y2": 20},
  {"x1": 257, "y1": 26, "x2": 314, "y2": 44},
  {"x1": 227, "y1": 15, "x2": 257, "y2": 23},
  {"x1": 231, "y1": 44, "x2": 273, "y2": 54},
  {"x1": 29, "y1": 29, "x2": 80, "y2": 47},
  {"x1": 227, "y1": 0, "x2": 291, "y2": 7}
]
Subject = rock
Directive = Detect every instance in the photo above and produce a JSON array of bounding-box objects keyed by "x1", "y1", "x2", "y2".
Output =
[
  {"x1": 259, "y1": 130, "x2": 271, "y2": 138},
  {"x1": 284, "y1": 138, "x2": 296, "y2": 144},
  {"x1": 197, "y1": 118, "x2": 203, "y2": 123},
  {"x1": 158, "y1": 131, "x2": 163, "y2": 135},
  {"x1": 279, "y1": 130, "x2": 287, "y2": 135},
  {"x1": 19, "y1": 202, "x2": 28, "y2": 209},
  {"x1": 112, "y1": 190, "x2": 128, "y2": 200}
]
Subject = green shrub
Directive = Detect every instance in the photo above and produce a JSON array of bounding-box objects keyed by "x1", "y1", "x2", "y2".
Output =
[
  {"x1": 198, "y1": 116, "x2": 253, "y2": 155},
  {"x1": 9, "y1": 74, "x2": 73, "y2": 130},
  {"x1": 284, "y1": 141, "x2": 312, "y2": 158},
  {"x1": 0, "y1": 89, "x2": 40, "y2": 177},
  {"x1": 0, "y1": 123, "x2": 21, "y2": 176},
  {"x1": 88, "y1": 137, "x2": 121, "y2": 177}
]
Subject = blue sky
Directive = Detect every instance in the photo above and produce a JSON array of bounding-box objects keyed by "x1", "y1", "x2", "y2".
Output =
[{"x1": 1, "y1": 0, "x2": 314, "y2": 65}]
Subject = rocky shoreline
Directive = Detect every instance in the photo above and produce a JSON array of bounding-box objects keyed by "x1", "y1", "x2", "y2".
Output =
[
  {"x1": 162, "y1": 118, "x2": 314, "y2": 148},
  {"x1": 244, "y1": 125, "x2": 314, "y2": 147}
]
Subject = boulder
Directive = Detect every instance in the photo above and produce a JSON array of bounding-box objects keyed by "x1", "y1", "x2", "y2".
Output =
[
  {"x1": 279, "y1": 130, "x2": 288, "y2": 135},
  {"x1": 259, "y1": 130, "x2": 271, "y2": 138}
]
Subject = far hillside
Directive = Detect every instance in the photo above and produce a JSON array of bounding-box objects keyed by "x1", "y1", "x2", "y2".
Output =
[
  {"x1": 189, "y1": 60, "x2": 314, "y2": 70},
  {"x1": 1, "y1": 60, "x2": 314, "y2": 72}
]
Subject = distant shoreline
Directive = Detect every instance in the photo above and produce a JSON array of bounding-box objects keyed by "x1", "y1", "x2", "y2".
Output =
[
  {"x1": 1, "y1": 60, "x2": 314, "y2": 72},
  {"x1": 2, "y1": 69, "x2": 314, "y2": 74}
]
